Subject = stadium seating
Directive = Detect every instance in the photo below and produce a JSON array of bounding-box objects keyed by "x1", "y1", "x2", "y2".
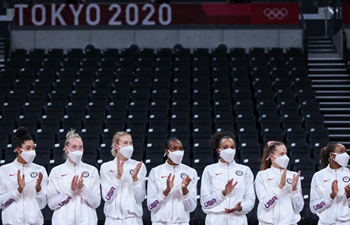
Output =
[{"x1": 0, "y1": 46, "x2": 325, "y2": 224}]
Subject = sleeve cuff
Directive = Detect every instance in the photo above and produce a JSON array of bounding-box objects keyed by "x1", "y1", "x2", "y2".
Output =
[
  {"x1": 273, "y1": 187, "x2": 283, "y2": 196},
  {"x1": 132, "y1": 180, "x2": 141, "y2": 187},
  {"x1": 66, "y1": 188, "x2": 75, "y2": 197},
  {"x1": 13, "y1": 189, "x2": 22, "y2": 199},
  {"x1": 233, "y1": 203, "x2": 246, "y2": 216},
  {"x1": 291, "y1": 189, "x2": 300, "y2": 197},
  {"x1": 183, "y1": 191, "x2": 190, "y2": 200},
  {"x1": 112, "y1": 178, "x2": 121, "y2": 187},
  {"x1": 78, "y1": 185, "x2": 88, "y2": 195},
  {"x1": 325, "y1": 193, "x2": 334, "y2": 205},
  {"x1": 218, "y1": 191, "x2": 225, "y2": 201},
  {"x1": 159, "y1": 192, "x2": 167, "y2": 201}
]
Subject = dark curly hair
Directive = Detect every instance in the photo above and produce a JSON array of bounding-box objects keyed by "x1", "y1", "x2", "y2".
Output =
[
  {"x1": 210, "y1": 131, "x2": 236, "y2": 151},
  {"x1": 14, "y1": 127, "x2": 33, "y2": 148}
]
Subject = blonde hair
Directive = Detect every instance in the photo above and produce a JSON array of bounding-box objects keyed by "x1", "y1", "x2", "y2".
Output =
[
  {"x1": 111, "y1": 131, "x2": 131, "y2": 156},
  {"x1": 64, "y1": 129, "x2": 82, "y2": 147}
]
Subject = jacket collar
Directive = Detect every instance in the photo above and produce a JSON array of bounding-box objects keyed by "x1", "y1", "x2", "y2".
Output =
[
  {"x1": 64, "y1": 159, "x2": 81, "y2": 169},
  {"x1": 113, "y1": 157, "x2": 130, "y2": 165},
  {"x1": 218, "y1": 159, "x2": 236, "y2": 168},
  {"x1": 164, "y1": 160, "x2": 181, "y2": 170},
  {"x1": 269, "y1": 165, "x2": 285, "y2": 174},
  {"x1": 326, "y1": 164, "x2": 344, "y2": 174},
  {"x1": 13, "y1": 158, "x2": 31, "y2": 168}
]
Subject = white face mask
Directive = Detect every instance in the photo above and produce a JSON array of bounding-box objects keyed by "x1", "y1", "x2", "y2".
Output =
[
  {"x1": 118, "y1": 145, "x2": 134, "y2": 159},
  {"x1": 219, "y1": 148, "x2": 236, "y2": 163},
  {"x1": 19, "y1": 148, "x2": 36, "y2": 164},
  {"x1": 273, "y1": 154, "x2": 290, "y2": 169},
  {"x1": 168, "y1": 150, "x2": 184, "y2": 165},
  {"x1": 67, "y1": 148, "x2": 83, "y2": 163},
  {"x1": 333, "y1": 152, "x2": 350, "y2": 167}
]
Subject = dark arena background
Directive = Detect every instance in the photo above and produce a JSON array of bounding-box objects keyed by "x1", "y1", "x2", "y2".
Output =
[{"x1": 0, "y1": 0, "x2": 350, "y2": 224}]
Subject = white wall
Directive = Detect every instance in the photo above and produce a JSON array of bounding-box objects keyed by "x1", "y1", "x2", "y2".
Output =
[{"x1": 11, "y1": 29, "x2": 303, "y2": 50}]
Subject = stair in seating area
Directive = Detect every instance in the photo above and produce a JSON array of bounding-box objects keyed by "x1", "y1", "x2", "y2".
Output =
[
  {"x1": 307, "y1": 36, "x2": 339, "y2": 58},
  {"x1": 307, "y1": 57, "x2": 350, "y2": 146},
  {"x1": 0, "y1": 37, "x2": 5, "y2": 69}
]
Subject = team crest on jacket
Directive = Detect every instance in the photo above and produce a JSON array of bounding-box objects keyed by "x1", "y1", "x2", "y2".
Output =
[
  {"x1": 181, "y1": 173, "x2": 188, "y2": 179},
  {"x1": 235, "y1": 170, "x2": 243, "y2": 176},
  {"x1": 129, "y1": 169, "x2": 134, "y2": 175},
  {"x1": 30, "y1": 172, "x2": 38, "y2": 178},
  {"x1": 82, "y1": 171, "x2": 89, "y2": 178},
  {"x1": 343, "y1": 176, "x2": 350, "y2": 183},
  {"x1": 287, "y1": 178, "x2": 292, "y2": 184}
]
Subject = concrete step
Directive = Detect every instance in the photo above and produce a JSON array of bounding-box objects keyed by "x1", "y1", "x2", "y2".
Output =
[
  {"x1": 308, "y1": 49, "x2": 337, "y2": 54},
  {"x1": 316, "y1": 96, "x2": 350, "y2": 101},
  {"x1": 308, "y1": 40, "x2": 333, "y2": 44},
  {"x1": 312, "y1": 84, "x2": 350, "y2": 89},
  {"x1": 315, "y1": 90, "x2": 350, "y2": 96},
  {"x1": 308, "y1": 53, "x2": 341, "y2": 58},
  {"x1": 327, "y1": 127, "x2": 350, "y2": 134},
  {"x1": 308, "y1": 63, "x2": 345, "y2": 66},
  {"x1": 308, "y1": 74, "x2": 349, "y2": 78},
  {"x1": 311, "y1": 79, "x2": 350, "y2": 83}
]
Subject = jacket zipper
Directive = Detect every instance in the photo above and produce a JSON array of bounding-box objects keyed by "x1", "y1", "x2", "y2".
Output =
[
  {"x1": 119, "y1": 164, "x2": 123, "y2": 219},
  {"x1": 171, "y1": 165, "x2": 175, "y2": 223},
  {"x1": 23, "y1": 164, "x2": 25, "y2": 225},
  {"x1": 227, "y1": 164, "x2": 230, "y2": 208},
  {"x1": 74, "y1": 164, "x2": 76, "y2": 225}
]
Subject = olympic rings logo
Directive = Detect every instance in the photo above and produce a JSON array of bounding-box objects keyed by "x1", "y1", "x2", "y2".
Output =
[{"x1": 263, "y1": 8, "x2": 288, "y2": 20}]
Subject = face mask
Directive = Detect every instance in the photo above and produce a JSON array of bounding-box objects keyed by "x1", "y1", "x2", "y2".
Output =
[
  {"x1": 273, "y1": 154, "x2": 290, "y2": 169},
  {"x1": 333, "y1": 152, "x2": 350, "y2": 167},
  {"x1": 168, "y1": 150, "x2": 184, "y2": 165},
  {"x1": 219, "y1": 148, "x2": 236, "y2": 163},
  {"x1": 118, "y1": 145, "x2": 134, "y2": 159},
  {"x1": 67, "y1": 148, "x2": 83, "y2": 163},
  {"x1": 19, "y1": 148, "x2": 36, "y2": 164}
]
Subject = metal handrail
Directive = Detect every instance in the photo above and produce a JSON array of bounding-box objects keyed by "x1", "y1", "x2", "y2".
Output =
[
  {"x1": 299, "y1": 2, "x2": 307, "y2": 62},
  {"x1": 343, "y1": 28, "x2": 349, "y2": 70},
  {"x1": 4, "y1": 18, "x2": 13, "y2": 61}
]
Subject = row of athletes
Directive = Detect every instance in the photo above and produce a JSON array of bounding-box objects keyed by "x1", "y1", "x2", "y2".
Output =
[{"x1": 0, "y1": 127, "x2": 348, "y2": 225}]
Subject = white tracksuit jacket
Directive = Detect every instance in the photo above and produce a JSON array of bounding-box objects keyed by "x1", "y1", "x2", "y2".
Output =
[
  {"x1": 200, "y1": 160, "x2": 256, "y2": 225},
  {"x1": 100, "y1": 157, "x2": 147, "y2": 224},
  {"x1": 47, "y1": 160, "x2": 101, "y2": 225},
  {"x1": 0, "y1": 159, "x2": 48, "y2": 225},
  {"x1": 254, "y1": 166, "x2": 304, "y2": 225},
  {"x1": 147, "y1": 161, "x2": 198, "y2": 224},
  {"x1": 310, "y1": 165, "x2": 350, "y2": 225}
]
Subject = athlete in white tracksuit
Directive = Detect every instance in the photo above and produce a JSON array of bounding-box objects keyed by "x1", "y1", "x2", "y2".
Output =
[
  {"x1": 200, "y1": 131, "x2": 255, "y2": 225},
  {"x1": 47, "y1": 160, "x2": 101, "y2": 225},
  {"x1": 255, "y1": 167, "x2": 304, "y2": 225},
  {"x1": 147, "y1": 137, "x2": 198, "y2": 225},
  {"x1": 0, "y1": 127, "x2": 48, "y2": 225},
  {"x1": 100, "y1": 131, "x2": 147, "y2": 225},
  {"x1": 255, "y1": 141, "x2": 304, "y2": 225},
  {"x1": 310, "y1": 142, "x2": 350, "y2": 225},
  {"x1": 0, "y1": 160, "x2": 48, "y2": 225},
  {"x1": 201, "y1": 160, "x2": 256, "y2": 225},
  {"x1": 100, "y1": 158, "x2": 147, "y2": 225},
  {"x1": 47, "y1": 130, "x2": 101, "y2": 225}
]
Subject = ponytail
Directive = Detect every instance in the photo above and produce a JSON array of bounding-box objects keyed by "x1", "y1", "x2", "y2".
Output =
[
  {"x1": 260, "y1": 141, "x2": 285, "y2": 170},
  {"x1": 320, "y1": 142, "x2": 340, "y2": 169}
]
